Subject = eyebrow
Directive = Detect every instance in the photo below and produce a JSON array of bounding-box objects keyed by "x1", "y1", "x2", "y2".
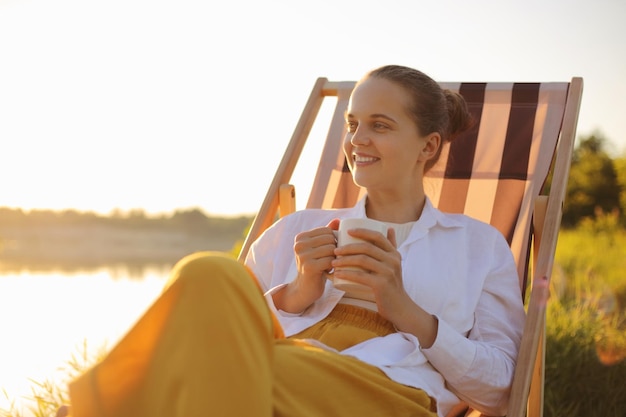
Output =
[{"x1": 345, "y1": 113, "x2": 398, "y2": 124}]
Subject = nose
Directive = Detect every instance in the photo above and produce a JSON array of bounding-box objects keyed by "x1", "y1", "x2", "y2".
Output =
[{"x1": 349, "y1": 125, "x2": 370, "y2": 146}]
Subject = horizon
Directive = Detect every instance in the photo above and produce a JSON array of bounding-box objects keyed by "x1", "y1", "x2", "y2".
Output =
[
  {"x1": 0, "y1": 204, "x2": 256, "y2": 218},
  {"x1": 1, "y1": 0, "x2": 624, "y2": 217}
]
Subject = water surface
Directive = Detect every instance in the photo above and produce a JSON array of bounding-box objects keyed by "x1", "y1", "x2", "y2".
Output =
[{"x1": 0, "y1": 267, "x2": 169, "y2": 414}]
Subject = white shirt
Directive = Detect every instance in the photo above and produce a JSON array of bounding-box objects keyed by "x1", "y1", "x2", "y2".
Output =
[{"x1": 245, "y1": 197, "x2": 526, "y2": 417}]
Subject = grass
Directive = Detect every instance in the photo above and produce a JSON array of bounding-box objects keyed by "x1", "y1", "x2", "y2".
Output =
[
  {"x1": 544, "y1": 215, "x2": 626, "y2": 416},
  {"x1": 545, "y1": 298, "x2": 626, "y2": 416},
  {"x1": 1, "y1": 219, "x2": 625, "y2": 417},
  {"x1": 0, "y1": 340, "x2": 107, "y2": 417}
]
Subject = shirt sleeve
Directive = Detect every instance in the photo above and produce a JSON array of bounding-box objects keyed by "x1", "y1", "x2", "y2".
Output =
[
  {"x1": 421, "y1": 231, "x2": 526, "y2": 416},
  {"x1": 244, "y1": 217, "x2": 289, "y2": 293}
]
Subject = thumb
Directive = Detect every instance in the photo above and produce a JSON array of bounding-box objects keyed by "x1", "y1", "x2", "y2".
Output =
[
  {"x1": 387, "y1": 227, "x2": 398, "y2": 248},
  {"x1": 327, "y1": 218, "x2": 341, "y2": 231}
]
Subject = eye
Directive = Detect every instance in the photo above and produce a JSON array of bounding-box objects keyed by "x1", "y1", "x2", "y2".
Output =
[
  {"x1": 373, "y1": 121, "x2": 389, "y2": 131},
  {"x1": 346, "y1": 121, "x2": 358, "y2": 133}
]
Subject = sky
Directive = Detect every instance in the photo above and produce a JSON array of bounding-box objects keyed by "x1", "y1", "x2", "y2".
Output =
[{"x1": 1, "y1": 0, "x2": 624, "y2": 217}]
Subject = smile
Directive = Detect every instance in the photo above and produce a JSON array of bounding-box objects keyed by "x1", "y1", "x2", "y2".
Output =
[{"x1": 353, "y1": 155, "x2": 379, "y2": 164}]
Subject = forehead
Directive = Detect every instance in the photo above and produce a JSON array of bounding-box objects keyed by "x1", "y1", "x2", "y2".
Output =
[{"x1": 347, "y1": 77, "x2": 412, "y2": 117}]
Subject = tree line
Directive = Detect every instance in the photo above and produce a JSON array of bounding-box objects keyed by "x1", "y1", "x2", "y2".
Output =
[
  {"x1": 551, "y1": 133, "x2": 626, "y2": 228},
  {"x1": 0, "y1": 207, "x2": 254, "y2": 237}
]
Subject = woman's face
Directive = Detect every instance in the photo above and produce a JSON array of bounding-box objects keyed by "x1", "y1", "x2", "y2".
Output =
[{"x1": 343, "y1": 76, "x2": 437, "y2": 194}]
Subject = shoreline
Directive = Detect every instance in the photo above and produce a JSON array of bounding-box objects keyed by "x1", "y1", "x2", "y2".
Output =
[{"x1": 0, "y1": 225, "x2": 243, "y2": 273}]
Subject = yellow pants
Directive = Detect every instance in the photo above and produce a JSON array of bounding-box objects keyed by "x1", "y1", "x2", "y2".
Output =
[{"x1": 68, "y1": 252, "x2": 437, "y2": 417}]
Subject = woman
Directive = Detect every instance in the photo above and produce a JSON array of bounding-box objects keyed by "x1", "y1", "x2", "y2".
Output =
[{"x1": 66, "y1": 65, "x2": 525, "y2": 417}]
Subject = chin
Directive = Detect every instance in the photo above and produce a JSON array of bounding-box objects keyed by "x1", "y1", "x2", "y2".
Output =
[{"x1": 352, "y1": 174, "x2": 373, "y2": 189}]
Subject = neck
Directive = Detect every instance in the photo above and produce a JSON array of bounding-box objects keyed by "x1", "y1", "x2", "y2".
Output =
[{"x1": 364, "y1": 191, "x2": 426, "y2": 223}]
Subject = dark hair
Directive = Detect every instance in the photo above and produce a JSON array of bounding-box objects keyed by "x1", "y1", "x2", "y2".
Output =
[{"x1": 364, "y1": 65, "x2": 473, "y2": 171}]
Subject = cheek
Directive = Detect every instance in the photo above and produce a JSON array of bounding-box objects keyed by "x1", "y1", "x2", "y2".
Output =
[{"x1": 342, "y1": 135, "x2": 354, "y2": 167}]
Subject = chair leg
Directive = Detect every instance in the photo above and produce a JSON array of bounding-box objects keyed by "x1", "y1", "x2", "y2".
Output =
[{"x1": 527, "y1": 318, "x2": 546, "y2": 417}]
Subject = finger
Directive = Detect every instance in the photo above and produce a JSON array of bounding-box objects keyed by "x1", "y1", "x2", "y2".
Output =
[
  {"x1": 296, "y1": 228, "x2": 337, "y2": 246},
  {"x1": 334, "y1": 234, "x2": 391, "y2": 257},
  {"x1": 295, "y1": 240, "x2": 336, "y2": 262},
  {"x1": 302, "y1": 255, "x2": 336, "y2": 275},
  {"x1": 332, "y1": 267, "x2": 371, "y2": 286},
  {"x1": 332, "y1": 253, "x2": 372, "y2": 273},
  {"x1": 334, "y1": 241, "x2": 400, "y2": 275}
]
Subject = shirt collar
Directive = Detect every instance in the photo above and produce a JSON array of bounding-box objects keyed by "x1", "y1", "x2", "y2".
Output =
[
  {"x1": 420, "y1": 197, "x2": 464, "y2": 229},
  {"x1": 352, "y1": 195, "x2": 463, "y2": 227}
]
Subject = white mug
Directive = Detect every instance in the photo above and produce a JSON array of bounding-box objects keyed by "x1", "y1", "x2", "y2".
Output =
[{"x1": 329, "y1": 218, "x2": 388, "y2": 300}]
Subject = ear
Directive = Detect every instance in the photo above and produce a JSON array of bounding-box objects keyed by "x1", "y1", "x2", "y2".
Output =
[{"x1": 418, "y1": 132, "x2": 441, "y2": 162}]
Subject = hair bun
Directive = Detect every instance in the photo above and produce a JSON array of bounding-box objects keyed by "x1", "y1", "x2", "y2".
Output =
[{"x1": 444, "y1": 89, "x2": 474, "y2": 142}]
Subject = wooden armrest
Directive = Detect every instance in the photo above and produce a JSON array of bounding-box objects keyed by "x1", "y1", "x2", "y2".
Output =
[{"x1": 279, "y1": 184, "x2": 296, "y2": 217}]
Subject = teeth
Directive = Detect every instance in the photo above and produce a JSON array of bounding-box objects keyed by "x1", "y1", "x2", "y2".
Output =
[{"x1": 354, "y1": 155, "x2": 377, "y2": 163}]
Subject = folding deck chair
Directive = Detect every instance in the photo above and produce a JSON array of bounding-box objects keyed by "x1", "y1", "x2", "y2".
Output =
[{"x1": 238, "y1": 76, "x2": 583, "y2": 417}]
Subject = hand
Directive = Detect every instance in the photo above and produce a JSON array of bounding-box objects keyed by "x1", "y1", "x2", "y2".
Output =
[
  {"x1": 331, "y1": 226, "x2": 406, "y2": 315},
  {"x1": 272, "y1": 219, "x2": 340, "y2": 313},
  {"x1": 331, "y1": 227, "x2": 438, "y2": 348}
]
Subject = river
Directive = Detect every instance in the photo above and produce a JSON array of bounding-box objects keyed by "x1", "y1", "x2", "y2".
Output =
[{"x1": 0, "y1": 266, "x2": 170, "y2": 414}]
